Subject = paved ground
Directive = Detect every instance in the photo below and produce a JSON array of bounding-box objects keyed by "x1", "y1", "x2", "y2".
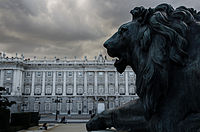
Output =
[
  {"x1": 18, "y1": 123, "x2": 87, "y2": 132},
  {"x1": 47, "y1": 123, "x2": 86, "y2": 132},
  {"x1": 18, "y1": 123, "x2": 117, "y2": 132}
]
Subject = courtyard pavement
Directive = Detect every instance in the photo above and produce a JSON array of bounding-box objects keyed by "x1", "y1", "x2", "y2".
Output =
[
  {"x1": 18, "y1": 123, "x2": 87, "y2": 132},
  {"x1": 47, "y1": 123, "x2": 86, "y2": 132}
]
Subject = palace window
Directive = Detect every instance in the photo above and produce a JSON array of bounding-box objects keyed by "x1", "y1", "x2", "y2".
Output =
[
  {"x1": 77, "y1": 85, "x2": 83, "y2": 95},
  {"x1": 98, "y1": 72, "x2": 103, "y2": 76},
  {"x1": 35, "y1": 86, "x2": 41, "y2": 95},
  {"x1": 26, "y1": 72, "x2": 31, "y2": 77},
  {"x1": 88, "y1": 85, "x2": 93, "y2": 95},
  {"x1": 57, "y1": 72, "x2": 62, "y2": 77},
  {"x1": 34, "y1": 103, "x2": 39, "y2": 112},
  {"x1": 109, "y1": 102, "x2": 115, "y2": 109},
  {"x1": 24, "y1": 85, "x2": 31, "y2": 95},
  {"x1": 129, "y1": 72, "x2": 135, "y2": 77},
  {"x1": 45, "y1": 85, "x2": 52, "y2": 95},
  {"x1": 119, "y1": 73, "x2": 124, "y2": 77},
  {"x1": 47, "y1": 72, "x2": 52, "y2": 77},
  {"x1": 78, "y1": 72, "x2": 83, "y2": 77},
  {"x1": 109, "y1": 85, "x2": 115, "y2": 95},
  {"x1": 98, "y1": 85, "x2": 104, "y2": 94},
  {"x1": 109, "y1": 72, "x2": 114, "y2": 76},
  {"x1": 88, "y1": 72, "x2": 93, "y2": 76},
  {"x1": 119, "y1": 85, "x2": 125, "y2": 95},
  {"x1": 6, "y1": 70, "x2": 12, "y2": 74},
  {"x1": 67, "y1": 85, "x2": 73, "y2": 95},
  {"x1": 88, "y1": 102, "x2": 93, "y2": 110},
  {"x1": 57, "y1": 103, "x2": 61, "y2": 111},
  {"x1": 6, "y1": 77, "x2": 11, "y2": 81},
  {"x1": 129, "y1": 85, "x2": 136, "y2": 95},
  {"x1": 4, "y1": 84, "x2": 11, "y2": 95},
  {"x1": 56, "y1": 86, "x2": 62, "y2": 95},
  {"x1": 45, "y1": 103, "x2": 51, "y2": 112},
  {"x1": 77, "y1": 102, "x2": 82, "y2": 111},
  {"x1": 68, "y1": 72, "x2": 73, "y2": 77},
  {"x1": 37, "y1": 72, "x2": 41, "y2": 77},
  {"x1": 25, "y1": 88, "x2": 30, "y2": 95}
]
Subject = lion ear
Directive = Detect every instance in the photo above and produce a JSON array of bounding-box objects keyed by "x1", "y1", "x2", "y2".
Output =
[{"x1": 130, "y1": 7, "x2": 153, "y2": 25}]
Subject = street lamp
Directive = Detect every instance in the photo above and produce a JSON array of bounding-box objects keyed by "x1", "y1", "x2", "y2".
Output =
[
  {"x1": 52, "y1": 96, "x2": 62, "y2": 120},
  {"x1": 38, "y1": 102, "x2": 41, "y2": 113},
  {"x1": 67, "y1": 98, "x2": 72, "y2": 115}
]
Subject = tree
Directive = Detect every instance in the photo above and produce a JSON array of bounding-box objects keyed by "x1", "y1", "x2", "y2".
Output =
[{"x1": 0, "y1": 87, "x2": 16, "y2": 110}]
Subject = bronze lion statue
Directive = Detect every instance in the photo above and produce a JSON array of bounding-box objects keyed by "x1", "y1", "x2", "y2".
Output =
[{"x1": 86, "y1": 3, "x2": 200, "y2": 132}]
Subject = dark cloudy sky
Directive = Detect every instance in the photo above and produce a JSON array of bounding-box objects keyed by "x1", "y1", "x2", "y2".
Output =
[{"x1": 0, "y1": 0, "x2": 200, "y2": 59}]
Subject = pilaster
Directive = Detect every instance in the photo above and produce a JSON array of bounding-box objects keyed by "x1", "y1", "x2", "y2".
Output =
[
  {"x1": 105, "y1": 71, "x2": 108, "y2": 94},
  {"x1": 31, "y1": 71, "x2": 35, "y2": 96},
  {"x1": 52, "y1": 71, "x2": 56, "y2": 96},
  {"x1": 63, "y1": 71, "x2": 66, "y2": 96},
  {"x1": 94, "y1": 71, "x2": 97, "y2": 94},
  {"x1": 41, "y1": 72, "x2": 45, "y2": 96},
  {"x1": 73, "y1": 71, "x2": 76, "y2": 95},
  {"x1": 125, "y1": 71, "x2": 129, "y2": 95},
  {"x1": 84, "y1": 71, "x2": 87, "y2": 95},
  {"x1": 115, "y1": 71, "x2": 119, "y2": 95},
  {"x1": 0, "y1": 70, "x2": 4, "y2": 87}
]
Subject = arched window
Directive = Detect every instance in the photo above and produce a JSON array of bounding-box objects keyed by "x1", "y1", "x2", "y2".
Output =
[
  {"x1": 67, "y1": 85, "x2": 73, "y2": 95},
  {"x1": 45, "y1": 85, "x2": 52, "y2": 95},
  {"x1": 56, "y1": 85, "x2": 62, "y2": 95}
]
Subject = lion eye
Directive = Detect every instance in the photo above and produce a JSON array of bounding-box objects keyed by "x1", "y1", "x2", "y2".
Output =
[{"x1": 119, "y1": 27, "x2": 128, "y2": 34}]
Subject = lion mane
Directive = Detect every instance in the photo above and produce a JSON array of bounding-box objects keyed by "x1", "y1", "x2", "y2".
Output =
[{"x1": 130, "y1": 3, "x2": 200, "y2": 119}]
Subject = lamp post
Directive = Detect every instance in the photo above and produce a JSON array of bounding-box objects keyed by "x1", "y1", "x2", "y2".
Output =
[
  {"x1": 67, "y1": 98, "x2": 72, "y2": 115},
  {"x1": 52, "y1": 96, "x2": 62, "y2": 120},
  {"x1": 38, "y1": 102, "x2": 41, "y2": 113}
]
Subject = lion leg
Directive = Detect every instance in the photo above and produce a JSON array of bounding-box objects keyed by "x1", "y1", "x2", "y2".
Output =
[
  {"x1": 86, "y1": 99, "x2": 148, "y2": 131},
  {"x1": 148, "y1": 97, "x2": 190, "y2": 132},
  {"x1": 112, "y1": 99, "x2": 148, "y2": 131},
  {"x1": 86, "y1": 109, "x2": 114, "y2": 131},
  {"x1": 178, "y1": 113, "x2": 200, "y2": 132}
]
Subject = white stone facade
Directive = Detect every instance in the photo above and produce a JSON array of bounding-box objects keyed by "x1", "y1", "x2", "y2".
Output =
[{"x1": 0, "y1": 53, "x2": 138, "y2": 116}]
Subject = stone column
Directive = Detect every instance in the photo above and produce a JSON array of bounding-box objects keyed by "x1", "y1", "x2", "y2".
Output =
[
  {"x1": 41, "y1": 72, "x2": 45, "y2": 96},
  {"x1": 94, "y1": 71, "x2": 97, "y2": 94},
  {"x1": 115, "y1": 71, "x2": 119, "y2": 95},
  {"x1": 73, "y1": 71, "x2": 76, "y2": 95},
  {"x1": 21, "y1": 71, "x2": 25, "y2": 95},
  {"x1": 63, "y1": 71, "x2": 66, "y2": 96},
  {"x1": 31, "y1": 71, "x2": 35, "y2": 96},
  {"x1": 11, "y1": 70, "x2": 17, "y2": 96},
  {"x1": 0, "y1": 70, "x2": 4, "y2": 87},
  {"x1": 84, "y1": 71, "x2": 87, "y2": 95},
  {"x1": 11, "y1": 70, "x2": 22, "y2": 96},
  {"x1": 125, "y1": 71, "x2": 129, "y2": 95},
  {"x1": 19, "y1": 70, "x2": 23, "y2": 95},
  {"x1": 52, "y1": 71, "x2": 56, "y2": 96},
  {"x1": 105, "y1": 71, "x2": 108, "y2": 94}
]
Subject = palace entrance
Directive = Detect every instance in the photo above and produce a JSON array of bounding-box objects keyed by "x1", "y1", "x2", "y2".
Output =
[{"x1": 97, "y1": 98, "x2": 105, "y2": 114}]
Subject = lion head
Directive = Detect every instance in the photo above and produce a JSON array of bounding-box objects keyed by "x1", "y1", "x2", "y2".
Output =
[{"x1": 104, "y1": 3, "x2": 200, "y2": 119}]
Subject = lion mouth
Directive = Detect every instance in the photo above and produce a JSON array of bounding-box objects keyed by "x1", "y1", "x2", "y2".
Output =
[
  {"x1": 106, "y1": 49, "x2": 127, "y2": 73},
  {"x1": 114, "y1": 56, "x2": 127, "y2": 74}
]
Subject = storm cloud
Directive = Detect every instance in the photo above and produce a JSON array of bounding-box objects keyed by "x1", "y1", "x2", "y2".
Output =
[{"x1": 0, "y1": 0, "x2": 200, "y2": 59}]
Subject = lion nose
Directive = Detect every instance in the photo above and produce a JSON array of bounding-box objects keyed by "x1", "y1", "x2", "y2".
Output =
[{"x1": 103, "y1": 41, "x2": 109, "y2": 49}]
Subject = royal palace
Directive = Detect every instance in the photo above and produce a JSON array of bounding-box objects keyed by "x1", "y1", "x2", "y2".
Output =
[{"x1": 0, "y1": 53, "x2": 137, "y2": 118}]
